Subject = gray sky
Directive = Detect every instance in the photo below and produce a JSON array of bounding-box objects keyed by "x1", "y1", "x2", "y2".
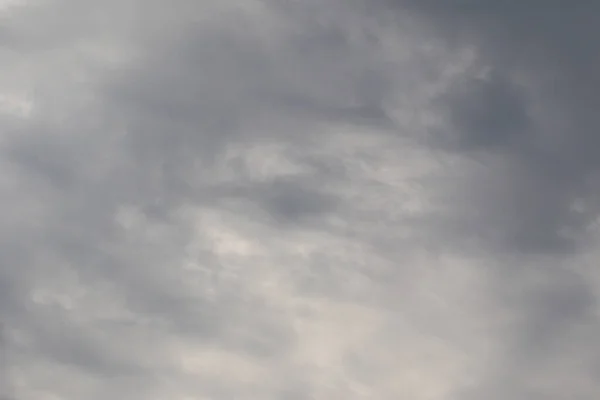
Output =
[{"x1": 1, "y1": 1, "x2": 600, "y2": 399}]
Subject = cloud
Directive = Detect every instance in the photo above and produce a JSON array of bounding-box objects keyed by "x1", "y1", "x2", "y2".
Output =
[
  {"x1": 1, "y1": 0, "x2": 600, "y2": 399},
  {"x1": 386, "y1": 1, "x2": 600, "y2": 398},
  {"x1": 390, "y1": 0, "x2": 600, "y2": 254}
]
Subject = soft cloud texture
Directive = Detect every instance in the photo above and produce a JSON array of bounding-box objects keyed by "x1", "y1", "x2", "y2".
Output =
[{"x1": 1, "y1": 1, "x2": 599, "y2": 399}]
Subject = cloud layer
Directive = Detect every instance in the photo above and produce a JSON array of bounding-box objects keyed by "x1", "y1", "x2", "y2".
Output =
[{"x1": 1, "y1": 1, "x2": 600, "y2": 399}]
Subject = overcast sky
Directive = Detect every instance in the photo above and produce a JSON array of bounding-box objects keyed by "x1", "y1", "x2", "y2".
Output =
[{"x1": 1, "y1": 1, "x2": 600, "y2": 399}]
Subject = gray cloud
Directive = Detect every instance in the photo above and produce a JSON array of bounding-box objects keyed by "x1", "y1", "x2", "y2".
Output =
[
  {"x1": 1, "y1": 0, "x2": 600, "y2": 399},
  {"x1": 388, "y1": 1, "x2": 600, "y2": 398},
  {"x1": 392, "y1": 0, "x2": 600, "y2": 254}
]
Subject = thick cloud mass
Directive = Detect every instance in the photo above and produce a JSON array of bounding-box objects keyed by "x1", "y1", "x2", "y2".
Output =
[{"x1": 1, "y1": 1, "x2": 600, "y2": 399}]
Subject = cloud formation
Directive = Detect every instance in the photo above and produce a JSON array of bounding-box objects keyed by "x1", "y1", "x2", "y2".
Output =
[{"x1": 1, "y1": 0, "x2": 600, "y2": 399}]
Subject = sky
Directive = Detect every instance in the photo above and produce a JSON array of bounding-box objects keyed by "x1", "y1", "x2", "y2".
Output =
[{"x1": 1, "y1": 1, "x2": 600, "y2": 399}]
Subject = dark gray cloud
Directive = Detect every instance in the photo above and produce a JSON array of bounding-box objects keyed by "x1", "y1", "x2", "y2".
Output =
[
  {"x1": 1, "y1": 0, "x2": 600, "y2": 399},
  {"x1": 392, "y1": 0, "x2": 600, "y2": 254},
  {"x1": 387, "y1": 1, "x2": 600, "y2": 398}
]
